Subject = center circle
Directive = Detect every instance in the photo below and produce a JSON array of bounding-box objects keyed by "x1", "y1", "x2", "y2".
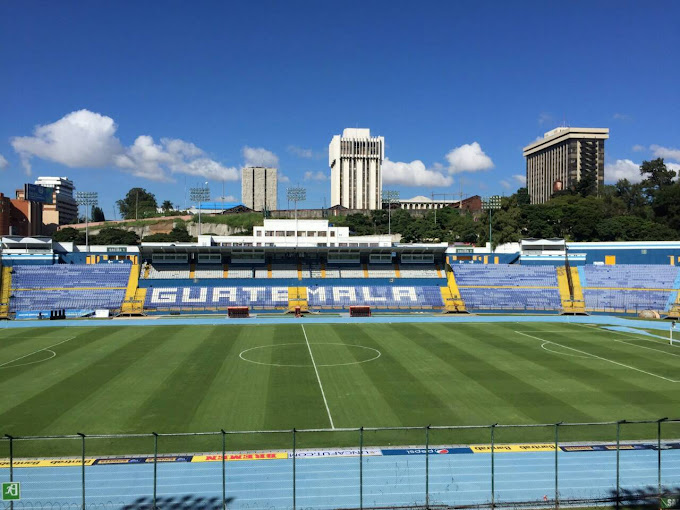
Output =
[{"x1": 239, "y1": 343, "x2": 381, "y2": 367}]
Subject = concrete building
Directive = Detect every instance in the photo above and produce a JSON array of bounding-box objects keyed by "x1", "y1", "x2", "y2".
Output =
[
  {"x1": 241, "y1": 167, "x2": 277, "y2": 212},
  {"x1": 398, "y1": 195, "x2": 482, "y2": 212},
  {"x1": 329, "y1": 128, "x2": 384, "y2": 210},
  {"x1": 0, "y1": 192, "x2": 43, "y2": 237},
  {"x1": 523, "y1": 127, "x2": 609, "y2": 204},
  {"x1": 34, "y1": 176, "x2": 78, "y2": 229}
]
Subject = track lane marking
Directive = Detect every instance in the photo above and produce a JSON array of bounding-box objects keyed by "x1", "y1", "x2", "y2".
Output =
[
  {"x1": 514, "y1": 330, "x2": 679, "y2": 383},
  {"x1": 301, "y1": 324, "x2": 335, "y2": 429}
]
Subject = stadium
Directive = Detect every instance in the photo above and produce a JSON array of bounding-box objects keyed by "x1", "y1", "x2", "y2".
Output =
[{"x1": 0, "y1": 222, "x2": 679, "y2": 509}]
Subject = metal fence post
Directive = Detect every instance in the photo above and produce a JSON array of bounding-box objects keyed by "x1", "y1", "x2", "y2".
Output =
[
  {"x1": 425, "y1": 425, "x2": 430, "y2": 509},
  {"x1": 555, "y1": 423, "x2": 561, "y2": 508},
  {"x1": 153, "y1": 432, "x2": 158, "y2": 510},
  {"x1": 491, "y1": 424, "x2": 496, "y2": 509},
  {"x1": 221, "y1": 429, "x2": 227, "y2": 509},
  {"x1": 292, "y1": 428, "x2": 296, "y2": 510},
  {"x1": 359, "y1": 427, "x2": 364, "y2": 510},
  {"x1": 616, "y1": 420, "x2": 624, "y2": 509},
  {"x1": 658, "y1": 418, "x2": 667, "y2": 502},
  {"x1": 5, "y1": 435, "x2": 13, "y2": 510},
  {"x1": 77, "y1": 433, "x2": 85, "y2": 510}
]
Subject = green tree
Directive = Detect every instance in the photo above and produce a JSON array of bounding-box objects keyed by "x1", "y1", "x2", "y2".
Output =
[
  {"x1": 91, "y1": 206, "x2": 105, "y2": 222},
  {"x1": 91, "y1": 227, "x2": 140, "y2": 245},
  {"x1": 640, "y1": 158, "x2": 676, "y2": 200},
  {"x1": 52, "y1": 227, "x2": 86, "y2": 244},
  {"x1": 161, "y1": 200, "x2": 174, "y2": 214},
  {"x1": 142, "y1": 225, "x2": 195, "y2": 242},
  {"x1": 116, "y1": 188, "x2": 158, "y2": 220}
]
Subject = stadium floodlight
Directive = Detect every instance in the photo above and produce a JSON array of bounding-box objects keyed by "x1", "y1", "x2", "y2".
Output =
[
  {"x1": 382, "y1": 190, "x2": 400, "y2": 236},
  {"x1": 75, "y1": 191, "x2": 98, "y2": 249},
  {"x1": 287, "y1": 186, "x2": 306, "y2": 247},
  {"x1": 190, "y1": 183, "x2": 211, "y2": 235},
  {"x1": 482, "y1": 195, "x2": 502, "y2": 253}
]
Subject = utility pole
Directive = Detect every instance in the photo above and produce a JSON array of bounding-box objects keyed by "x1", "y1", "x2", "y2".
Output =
[
  {"x1": 190, "y1": 183, "x2": 210, "y2": 236},
  {"x1": 382, "y1": 190, "x2": 400, "y2": 236},
  {"x1": 287, "y1": 187, "x2": 306, "y2": 248},
  {"x1": 482, "y1": 195, "x2": 502, "y2": 253},
  {"x1": 75, "y1": 191, "x2": 98, "y2": 250}
]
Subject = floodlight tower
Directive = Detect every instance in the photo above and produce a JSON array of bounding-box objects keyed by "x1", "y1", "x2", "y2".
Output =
[
  {"x1": 286, "y1": 186, "x2": 306, "y2": 247},
  {"x1": 482, "y1": 195, "x2": 502, "y2": 252},
  {"x1": 190, "y1": 183, "x2": 211, "y2": 235},
  {"x1": 382, "y1": 190, "x2": 400, "y2": 236},
  {"x1": 75, "y1": 191, "x2": 98, "y2": 249}
]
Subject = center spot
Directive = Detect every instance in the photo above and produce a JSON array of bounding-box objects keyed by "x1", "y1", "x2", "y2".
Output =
[{"x1": 239, "y1": 343, "x2": 381, "y2": 367}]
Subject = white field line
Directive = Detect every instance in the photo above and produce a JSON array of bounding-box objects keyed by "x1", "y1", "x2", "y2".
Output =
[
  {"x1": 514, "y1": 330, "x2": 679, "y2": 383},
  {"x1": 301, "y1": 324, "x2": 335, "y2": 429},
  {"x1": 0, "y1": 337, "x2": 76, "y2": 369},
  {"x1": 572, "y1": 323, "x2": 680, "y2": 355}
]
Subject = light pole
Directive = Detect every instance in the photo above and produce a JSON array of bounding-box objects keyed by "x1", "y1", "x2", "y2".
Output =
[
  {"x1": 482, "y1": 195, "x2": 502, "y2": 253},
  {"x1": 190, "y1": 183, "x2": 210, "y2": 236},
  {"x1": 75, "y1": 191, "x2": 98, "y2": 250},
  {"x1": 286, "y1": 186, "x2": 306, "y2": 248},
  {"x1": 382, "y1": 190, "x2": 400, "y2": 236}
]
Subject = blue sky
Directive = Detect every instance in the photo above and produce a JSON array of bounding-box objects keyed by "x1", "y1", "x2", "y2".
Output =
[{"x1": 1, "y1": 1, "x2": 679, "y2": 216}]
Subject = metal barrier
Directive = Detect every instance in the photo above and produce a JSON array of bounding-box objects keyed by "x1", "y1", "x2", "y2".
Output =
[{"x1": 1, "y1": 418, "x2": 679, "y2": 509}]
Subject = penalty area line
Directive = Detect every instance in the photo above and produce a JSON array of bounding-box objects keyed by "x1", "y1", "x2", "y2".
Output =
[
  {"x1": 514, "y1": 330, "x2": 679, "y2": 383},
  {"x1": 301, "y1": 324, "x2": 335, "y2": 429},
  {"x1": 0, "y1": 337, "x2": 76, "y2": 369}
]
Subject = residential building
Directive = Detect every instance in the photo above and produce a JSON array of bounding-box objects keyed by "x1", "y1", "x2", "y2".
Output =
[
  {"x1": 329, "y1": 128, "x2": 384, "y2": 210},
  {"x1": 34, "y1": 176, "x2": 78, "y2": 229},
  {"x1": 2, "y1": 191, "x2": 43, "y2": 237},
  {"x1": 241, "y1": 167, "x2": 277, "y2": 212},
  {"x1": 523, "y1": 127, "x2": 609, "y2": 204}
]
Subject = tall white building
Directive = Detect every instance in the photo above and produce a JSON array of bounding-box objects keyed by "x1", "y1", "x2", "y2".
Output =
[
  {"x1": 241, "y1": 167, "x2": 277, "y2": 211},
  {"x1": 329, "y1": 128, "x2": 384, "y2": 210}
]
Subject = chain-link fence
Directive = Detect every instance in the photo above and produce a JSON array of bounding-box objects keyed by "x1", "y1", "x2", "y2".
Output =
[{"x1": 1, "y1": 419, "x2": 679, "y2": 509}]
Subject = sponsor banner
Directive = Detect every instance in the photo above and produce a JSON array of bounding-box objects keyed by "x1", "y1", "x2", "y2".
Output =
[
  {"x1": 92, "y1": 456, "x2": 192, "y2": 465},
  {"x1": 471, "y1": 444, "x2": 555, "y2": 453},
  {"x1": 0, "y1": 458, "x2": 97, "y2": 468},
  {"x1": 382, "y1": 447, "x2": 473, "y2": 456},
  {"x1": 561, "y1": 443, "x2": 680, "y2": 452},
  {"x1": 192, "y1": 452, "x2": 288, "y2": 462},
  {"x1": 295, "y1": 448, "x2": 382, "y2": 458}
]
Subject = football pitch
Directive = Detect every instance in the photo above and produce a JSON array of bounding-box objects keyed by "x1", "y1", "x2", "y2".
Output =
[{"x1": 0, "y1": 320, "x2": 678, "y2": 453}]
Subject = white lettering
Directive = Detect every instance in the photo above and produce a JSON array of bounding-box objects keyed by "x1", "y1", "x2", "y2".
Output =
[
  {"x1": 333, "y1": 287, "x2": 356, "y2": 302},
  {"x1": 151, "y1": 287, "x2": 178, "y2": 304},
  {"x1": 243, "y1": 288, "x2": 260, "y2": 302},
  {"x1": 272, "y1": 287, "x2": 288, "y2": 302},
  {"x1": 212, "y1": 287, "x2": 237, "y2": 303},
  {"x1": 392, "y1": 287, "x2": 417, "y2": 302},
  {"x1": 307, "y1": 286, "x2": 326, "y2": 303},
  {"x1": 182, "y1": 287, "x2": 208, "y2": 303},
  {"x1": 362, "y1": 287, "x2": 386, "y2": 302}
]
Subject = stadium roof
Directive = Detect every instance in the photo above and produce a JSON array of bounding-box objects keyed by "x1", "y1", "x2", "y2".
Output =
[{"x1": 138, "y1": 243, "x2": 448, "y2": 255}]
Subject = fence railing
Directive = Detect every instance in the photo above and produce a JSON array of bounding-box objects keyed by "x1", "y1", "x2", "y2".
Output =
[{"x1": 2, "y1": 418, "x2": 680, "y2": 509}]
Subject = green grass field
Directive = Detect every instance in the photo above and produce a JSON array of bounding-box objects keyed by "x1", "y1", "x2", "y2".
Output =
[{"x1": 0, "y1": 321, "x2": 678, "y2": 455}]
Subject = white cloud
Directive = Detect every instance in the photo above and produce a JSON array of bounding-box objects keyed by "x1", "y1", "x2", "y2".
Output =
[
  {"x1": 303, "y1": 171, "x2": 328, "y2": 181},
  {"x1": 12, "y1": 110, "x2": 123, "y2": 175},
  {"x1": 500, "y1": 180, "x2": 511, "y2": 190},
  {"x1": 445, "y1": 142, "x2": 494, "y2": 174},
  {"x1": 215, "y1": 195, "x2": 238, "y2": 202},
  {"x1": 605, "y1": 159, "x2": 642, "y2": 183},
  {"x1": 538, "y1": 112, "x2": 553, "y2": 126},
  {"x1": 278, "y1": 173, "x2": 290, "y2": 183},
  {"x1": 0, "y1": 153, "x2": 8, "y2": 170},
  {"x1": 10, "y1": 109, "x2": 237, "y2": 182},
  {"x1": 382, "y1": 159, "x2": 454, "y2": 187},
  {"x1": 667, "y1": 162, "x2": 680, "y2": 174},
  {"x1": 512, "y1": 174, "x2": 526, "y2": 185},
  {"x1": 242, "y1": 146, "x2": 279, "y2": 168},
  {"x1": 650, "y1": 144, "x2": 680, "y2": 162},
  {"x1": 632, "y1": 144, "x2": 646, "y2": 152},
  {"x1": 288, "y1": 145, "x2": 313, "y2": 159}
]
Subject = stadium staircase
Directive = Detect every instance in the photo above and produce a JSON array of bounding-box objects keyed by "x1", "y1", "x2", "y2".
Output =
[
  {"x1": 556, "y1": 266, "x2": 587, "y2": 314},
  {"x1": 189, "y1": 263, "x2": 196, "y2": 279},
  {"x1": 0, "y1": 266, "x2": 11, "y2": 319},
  {"x1": 223, "y1": 264, "x2": 229, "y2": 278},
  {"x1": 288, "y1": 286, "x2": 308, "y2": 313},
  {"x1": 120, "y1": 263, "x2": 146, "y2": 315},
  {"x1": 442, "y1": 267, "x2": 467, "y2": 313},
  {"x1": 394, "y1": 263, "x2": 401, "y2": 278}
]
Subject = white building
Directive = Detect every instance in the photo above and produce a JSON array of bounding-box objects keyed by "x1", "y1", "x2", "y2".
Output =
[
  {"x1": 241, "y1": 167, "x2": 277, "y2": 211},
  {"x1": 329, "y1": 128, "x2": 384, "y2": 210},
  {"x1": 199, "y1": 219, "x2": 393, "y2": 248}
]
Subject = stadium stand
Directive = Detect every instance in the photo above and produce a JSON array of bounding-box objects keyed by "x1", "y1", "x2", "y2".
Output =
[
  {"x1": 366, "y1": 265, "x2": 397, "y2": 278},
  {"x1": 9, "y1": 264, "x2": 131, "y2": 313},
  {"x1": 193, "y1": 264, "x2": 224, "y2": 279},
  {"x1": 306, "y1": 285, "x2": 444, "y2": 309},
  {"x1": 145, "y1": 264, "x2": 191, "y2": 279}
]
